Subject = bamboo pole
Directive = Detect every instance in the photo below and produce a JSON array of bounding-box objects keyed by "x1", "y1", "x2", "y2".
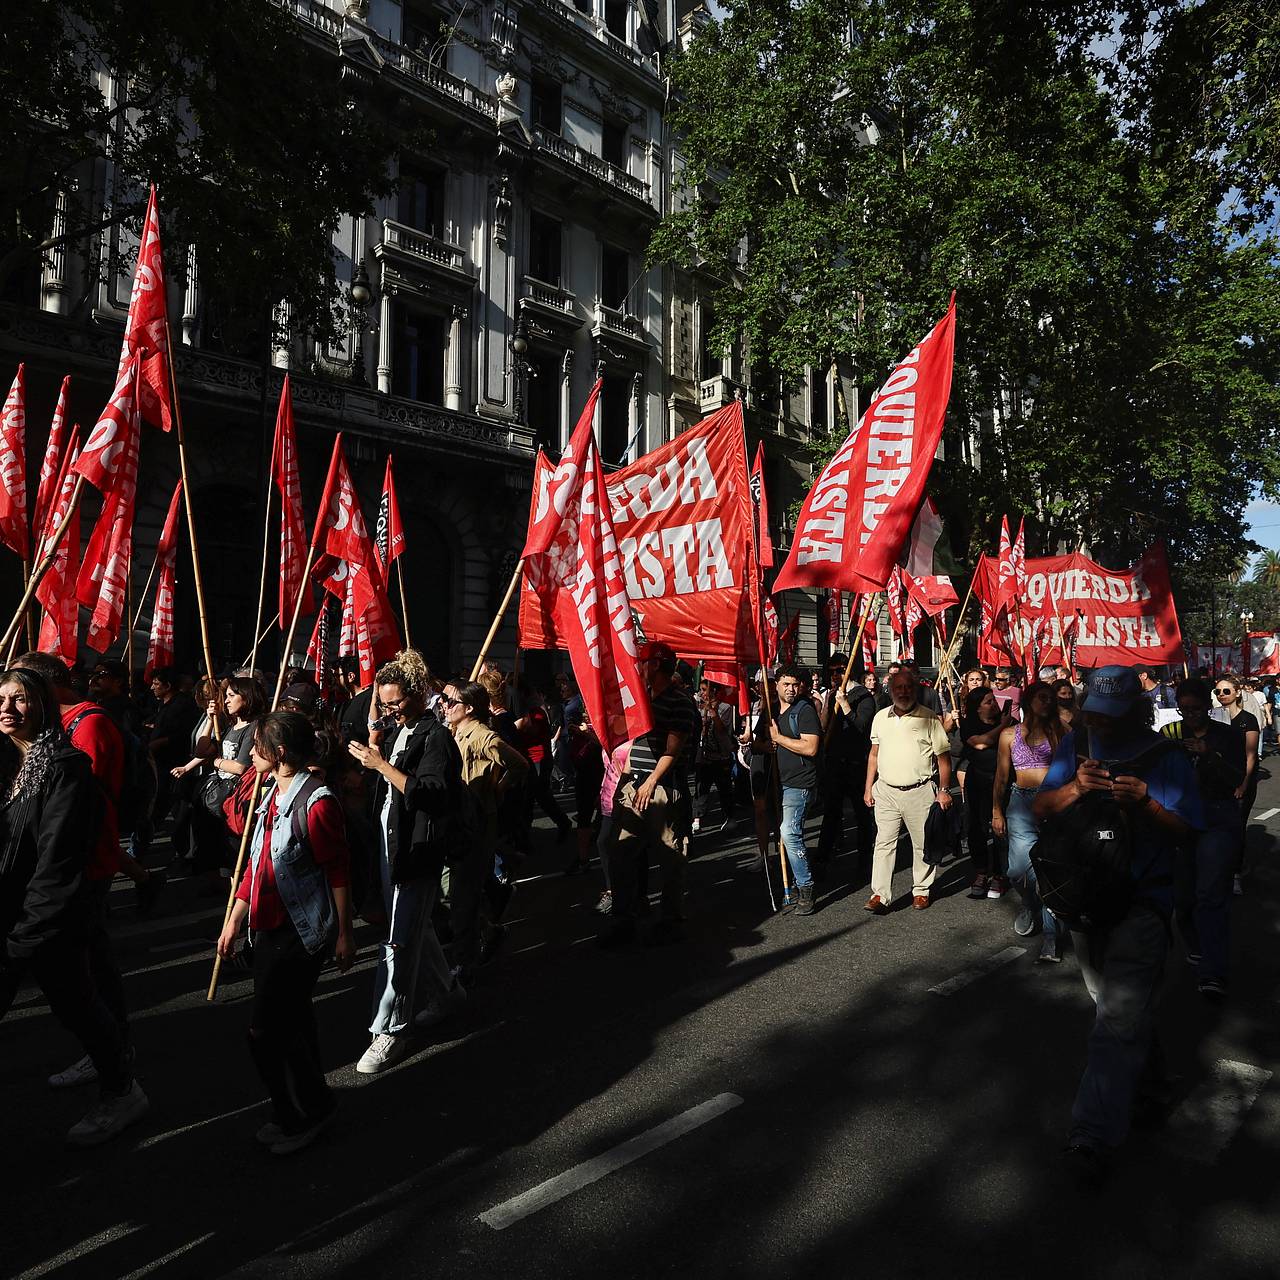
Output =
[
  {"x1": 239, "y1": 612, "x2": 280, "y2": 672},
  {"x1": 125, "y1": 564, "x2": 134, "y2": 679},
  {"x1": 938, "y1": 567, "x2": 980, "y2": 680},
  {"x1": 249, "y1": 465, "x2": 274, "y2": 679},
  {"x1": 207, "y1": 540, "x2": 319, "y2": 1001},
  {"x1": 823, "y1": 600, "x2": 876, "y2": 746},
  {"x1": 934, "y1": 621, "x2": 959, "y2": 715},
  {"x1": 396, "y1": 556, "x2": 411, "y2": 649},
  {"x1": 0, "y1": 476, "x2": 86, "y2": 655},
  {"x1": 128, "y1": 548, "x2": 161, "y2": 640},
  {"x1": 166, "y1": 321, "x2": 220, "y2": 736},
  {"x1": 469, "y1": 559, "x2": 523, "y2": 681},
  {"x1": 22, "y1": 555, "x2": 36, "y2": 651}
]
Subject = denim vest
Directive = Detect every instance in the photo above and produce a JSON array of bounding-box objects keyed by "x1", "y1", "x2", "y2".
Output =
[{"x1": 248, "y1": 773, "x2": 338, "y2": 955}]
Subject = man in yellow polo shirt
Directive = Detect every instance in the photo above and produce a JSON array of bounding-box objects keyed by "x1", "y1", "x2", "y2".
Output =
[{"x1": 863, "y1": 669, "x2": 954, "y2": 913}]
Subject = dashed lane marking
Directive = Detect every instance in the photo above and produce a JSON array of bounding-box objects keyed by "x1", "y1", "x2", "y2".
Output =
[
  {"x1": 928, "y1": 946, "x2": 1029, "y2": 996},
  {"x1": 479, "y1": 1093, "x2": 744, "y2": 1230},
  {"x1": 1252, "y1": 807, "x2": 1280, "y2": 822},
  {"x1": 1165, "y1": 1059, "x2": 1272, "y2": 1164}
]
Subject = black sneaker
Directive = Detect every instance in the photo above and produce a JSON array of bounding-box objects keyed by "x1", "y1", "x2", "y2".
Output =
[
  {"x1": 479, "y1": 924, "x2": 509, "y2": 966},
  {"x1": 794, "y1": 885, "x2": 816, "y2": 916},
  {"x1": 563, "y1": 857, "x2": 586, "y2": 876},
  {"x1": 1062, "y1": 1142, "x2": 1108, "y2": 1190},
  {"x1": 967, "y1": 874, "x2": 990, "y2": 899}
]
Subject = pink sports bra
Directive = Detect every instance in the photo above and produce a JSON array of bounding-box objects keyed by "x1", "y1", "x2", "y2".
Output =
[{"x1": 1011, "y1": 725, "x2": 1054, "y2": 770}]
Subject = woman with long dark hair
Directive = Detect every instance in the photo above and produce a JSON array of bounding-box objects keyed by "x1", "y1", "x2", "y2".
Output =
[
  {"x1": 1211, "y1": 674, "x2": 1260, "y2": 894},
  {"x1": 993, "y1": 681, "x2": 1065, "y2": 961},
  {"x1": 960, "y1": 685, "x2": 1010, "y2": 898},
  {"x1": 218, "y1": 711, "x2": 354, "y2": 1154},
  {"x1": 0, "y1": 667, "x2": 148, "y2": 1146}
]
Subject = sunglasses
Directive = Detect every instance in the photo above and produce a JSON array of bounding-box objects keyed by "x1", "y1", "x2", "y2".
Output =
[{"x1": 1215, "y1": 687, "x2": 1233, "y2": 696}]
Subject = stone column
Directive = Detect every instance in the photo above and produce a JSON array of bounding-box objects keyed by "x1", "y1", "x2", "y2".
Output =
[
  {"x1": 181, "y1": 245, "x2": 199, "y2": 345},
  {"x1": 40, "y1": 188, "x2": 70, "y2": 315},
  {"x1": 445, "y1": 304, "x2": 465, "y2": 410},
  {"x1": 629, "y1": 370, "x2": 643, "y2": 459},
  {"x1": 376, "y1": 288, "x2": 394, "y2": 394},
  {"x1": 271, "y1": 301, "x2": 291, "y2": 369},
  {"x1": 559, "y1": 349, "x2": 574, "y2": 450}
]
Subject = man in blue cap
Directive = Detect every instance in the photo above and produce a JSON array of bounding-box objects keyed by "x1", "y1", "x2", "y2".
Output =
[{"x1": 1034, "y1": 665, "x2": 1204, "y2": 1184}]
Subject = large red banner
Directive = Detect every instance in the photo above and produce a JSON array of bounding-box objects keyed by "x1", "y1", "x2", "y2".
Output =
[
  {"x1": 518, "y1": 402, "x2": 758, "y2": 664},
  {"x1": 773, "y1": 296, "x2": 956, "y2": 594},
  {"x1": 973, "y1": 543, "x2": 1184, "y2": 667}
]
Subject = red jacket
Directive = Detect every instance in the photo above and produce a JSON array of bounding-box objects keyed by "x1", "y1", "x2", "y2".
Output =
[{"x1": 61, "y1": 702, "x2": 123, "y2": 880}]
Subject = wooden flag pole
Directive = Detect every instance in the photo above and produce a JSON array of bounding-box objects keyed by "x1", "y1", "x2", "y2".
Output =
[
  {"x1": 249, "y1": 466, "x2": 274, "y2": 678},
  {"x1": 469, "y1": 558, "x2": 523, "y2": 681},
  {"x1": 125, "y1": 563, "x2": 135, "y2": 679},
  {"x1": 207, "y1": 541, "x2": 319, "y2": 1001},
  {"x1": 240, "y1": 612, "x2": 281, "y2": 672},
  {"x1": 396, "y1": 557, "x2": 412, "y2": 649},
  {"x1": 824, "y1": 600, "x2": 875, "y2": 746},
  {"x1": 0, "y1": 476, "x2": 86, "y2": 656},
  {"x1": 934, "y1": 621, "x2": 959, "y2": 715},
  {"x1": 166, "y1": 321, "x2": 220, "y2": 735},
  {"x1": 938, "y1": 567, "x2": 980, "y2": 678},
  {"x1": 22, "y1": 555, "x2": 36, "y2": 651},
  {"x1": 127, "y1": 551, "x2": 162, "y2": 639}
]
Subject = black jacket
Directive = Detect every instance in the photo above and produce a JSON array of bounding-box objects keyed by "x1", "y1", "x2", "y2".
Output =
[
  {"x1": 1, "y1": 740, "x2": 96, "y2": 964},
  {"x1": 371, "y1": 714, "x2": 464, "y2": 884}
]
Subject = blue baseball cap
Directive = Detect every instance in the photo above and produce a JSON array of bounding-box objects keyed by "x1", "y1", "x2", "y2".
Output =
[{"x1": 1081, "y1": 666, "x2": 1142, "y2": 717}]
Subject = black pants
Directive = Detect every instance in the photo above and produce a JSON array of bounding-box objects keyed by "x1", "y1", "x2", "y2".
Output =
[
  {"x1": 31, "y1": 938, "x2": 130, "y2": 1094},
  {"x1": 190, "y1": 798, "x2": 231, "y2": 873},
  {"x1": 247, "y1": 924, "x2": 332, "y2": 1134},
  {"x1": 817, "y1": 756, "x2": 873, "y2": 860},
  {"x1": 574, "y1": 757, "x2": 605, "y2": 829},
  {"x1": 964, "y1": 770, "x2": 1004, "y2": 875},
  {"x1": 85, "y1": 880, "x2": 128, "y2": 1035},
  {"x1": 693, "y1": 760, "x2": 735, "y2": 824},
  {"x1": 526, "y1": 758, "x2": 571, "y2": 833}
]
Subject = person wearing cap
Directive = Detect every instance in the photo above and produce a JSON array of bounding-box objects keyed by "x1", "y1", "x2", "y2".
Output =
[
  {"x1": 281, "y1": 681, "x2": 321, "y2": 717},
  {"x1": 863, "y1": 668, "x2": 954, "y2": 913},
  {"x1": 601, "y1": 641, "x2": 700, "y2": 946},
  {"x1": 1034, "y1": 664, "x2": 1203, "y2": 1184}
]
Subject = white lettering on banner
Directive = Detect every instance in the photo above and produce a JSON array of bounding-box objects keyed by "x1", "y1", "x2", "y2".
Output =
[
  {"x1": 621, "y1": 520, "x2": 735, "y2": 599},
  {"x1": 609, "y1": 436, "x2": 719, "y2": 525},
  {"x1": 1027, "y1": 567, "x2": 1156, "y2": 609},
  {"x1": 535, "y1": 460, "x2": 581, "y2": 525},
  {"x1": 794, "y1": 433, "x2": 858, "y2": 565},
  {"x1": 661, "y1": 525, "x2": 698, "y2": 594}
]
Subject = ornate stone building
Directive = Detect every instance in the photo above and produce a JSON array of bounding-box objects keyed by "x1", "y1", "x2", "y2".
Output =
[{"x1": 1, "y1": 0, "x2": 671, "y2": 674}]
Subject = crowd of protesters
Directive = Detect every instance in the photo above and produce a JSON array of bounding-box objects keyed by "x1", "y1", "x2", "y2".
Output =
[{"x1": 0, "y1": 641, "x2": 1272, "y2": 1183}]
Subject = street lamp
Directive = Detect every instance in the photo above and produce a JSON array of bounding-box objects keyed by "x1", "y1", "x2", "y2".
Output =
[
  {"x1": 350, "y1": 262, "x2": 372, "y2": 387},
  {"x1": 1241, "y1": 609, "x2": 1255, "y2": 672},
  {"x1": 509, "y1": 312, "x2": 532, "y2": 423}
]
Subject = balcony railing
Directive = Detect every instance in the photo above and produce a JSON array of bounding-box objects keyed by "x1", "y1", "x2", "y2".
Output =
[
  {"x1": 699, "y1": 375, "x2": 747, "y2": 408},
  {"x1": 595, "y1": 302, "x2": 645, "y2": 343},
  {"x1": 527, "y1": 0, "x2": 656, "y2": 75},
  {"x1": 523, "y1": 276, "x2": 576, "y2": 313},
  {"x1": 381, "y1": 220, "x2": 468, "y2": 274},
  {"x1": 532, "y1": 126, "x2": 650, "y2": 202},
  {"x1": 367, "y1": 31, "x2": 498, "y2": 118}
]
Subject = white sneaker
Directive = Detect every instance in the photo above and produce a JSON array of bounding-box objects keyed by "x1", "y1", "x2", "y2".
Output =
[
  {"x1": 355, "y1": 1033, "x2": 407, "y2": 1075},
  {"x1": 1233, "y1": 874, "x2": 1244, "y2": 897},
  {"x1": 66, "y1": 1080, "x2": 149, "y2": 1147},
  {"x1": 49, "y1": 1054, "x2": 98, "y2": 1089},
  {"x1": 413, "y1": 982, "x2": 468, "y2": 1030},
  {"x1": 691, "y1": 817, "x2": 702, "y2": 834}
]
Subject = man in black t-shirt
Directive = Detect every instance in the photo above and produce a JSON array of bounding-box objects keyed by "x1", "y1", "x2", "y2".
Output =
[
  {"x1": 1163, "y1": 679, "x2": 1244, "y2": 999},
  {"x1": 602, "y1": 642, "x2": 700, "y2": 946},
  {"x1": 771, "y1": 664, "x2": 822, "y2": 915},
  {"x1": 818, "y1": 654, "x2": 876, "y2": 868}
]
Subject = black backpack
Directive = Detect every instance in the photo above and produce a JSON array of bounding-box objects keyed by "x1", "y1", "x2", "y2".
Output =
[
  {"x1": 1029, "y1": 733, "x2": 1176, "y2": 933},
  {"x1": 67, "y1": 706, "x2": 158, "y2": 835}
]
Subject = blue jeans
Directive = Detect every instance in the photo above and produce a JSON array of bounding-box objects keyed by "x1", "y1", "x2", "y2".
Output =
[
  {"x1": 1174, "y1": 804, "x2": 1239, "y2": 983},
  {"x1": 1005, "y1": 786, "x2": 1056, "y2": 935},
  {"x1": 780, "y1": 786, "x2": 814, "y2": 888},
  {"x1": 1070, "y1": 907, "x2": 1168, "y2": 1149}
]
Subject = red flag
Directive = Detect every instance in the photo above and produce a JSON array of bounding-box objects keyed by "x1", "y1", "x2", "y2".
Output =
[
  {"x1": 827, "y1": 589, "x2": 842, "y2": 646},
  {"x1": 777, "y1": 612, "x2": 800, "y2": 665},
  {"x1": 885, "y1": 565, "x2": 907, "y2": 635},
  {"x1": 145, "y1": 480, "x2": 183, "y2": 679},
  {"x1": 749, "y1": 442, "x2": 774, "y2": 569},
  {"x1": 860, "y1": 598, "x2": 878, "y2": 671},
  {"x1": 271, "y1": 376, "x2": 310, "y2": 623},
  {"x1": 901, "y1": 585, "x2": 924, "y2": 660},
  {"x1": 1012, "y1": 517, "x2": 1028, "y2": 594},
  {"x1": 118, "y1": 185, "x2": 173, "y2": 432},
  {"x1": 521, "y1": 381, "x2": 652, "y2": 751},
  {"x1": 0, "y1": 363, "x2": 28, "y2": 559},
  {"x1": 75, "y1": 358, "x2": 142, "y2": 652},
  {"x1": 900, "y1": 495, "x2": 959, "y2": 615},
  {"x1": 375, "y1": 454, "x2": 406, "y2": 569},
  {"x1": 311, "y1": 435, "x2": 400, "y2": 684},
  {"x1": 763, "y1": 596, "x2": 780, "y2": 664},
  {"x1": 996, "y1": 515, "x2": 1017, "y2": 616},
  {"x1": 36, "y1": 428, "x2": 82, "y2": 662},
  {"x1": 34, "y1": 375, "x2": 70, "y2": 539},
  {"x1": 306, "y1": 597, "x2": 333, "y2": 692},
  {"x1": 773, "y1": 296, "x2": 956, "y2": 593}
]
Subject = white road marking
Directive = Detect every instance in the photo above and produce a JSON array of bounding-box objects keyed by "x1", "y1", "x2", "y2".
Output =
[
  {"x1": 1252, "y1": 807, "x2": 1280, "y2": 822},
  {"x1": 479, "y1": 1092, "x2": 745, "y2": 1230},
  {"x1": 1166, "y1": 1059, "x2": 1272, "y2": 1163},
  {"x1": 116, "y1": 1233, "x2": 215, "y2": 1280},
  {"x1": 149, "y1": 939, "x2": 206, "y2": 954},
  {"x1": 134, "y1": 1101, "x2": 265, "y2": 1152},
  {"x1": 929, "y1": 946, "x2": 1028, "y2": 996},
  {"x1": 13, "y1": 1224, "x2": 144, "y2": 1280}
]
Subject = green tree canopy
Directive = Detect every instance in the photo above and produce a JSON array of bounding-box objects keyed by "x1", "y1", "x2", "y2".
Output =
[
  {"x1": 651, "y1": 0, "x2": 1280, "y2": 603},
  {"x1": 2, "y1": 1, "x2": 426, "y2": 345}
]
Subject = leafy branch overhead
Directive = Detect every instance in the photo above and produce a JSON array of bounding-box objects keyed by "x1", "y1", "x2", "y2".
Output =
[
  {"x1": 2, "y1": 1, "x2": 428, "y2": 347},
  {"x1": 650, "y1": 0, "x2": 1280, "y2": 595}
]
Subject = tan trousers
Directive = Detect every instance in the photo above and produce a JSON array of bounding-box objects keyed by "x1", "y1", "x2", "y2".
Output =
[{"x1": 870, "y1": 779, "x2": 938, "y2": 903}]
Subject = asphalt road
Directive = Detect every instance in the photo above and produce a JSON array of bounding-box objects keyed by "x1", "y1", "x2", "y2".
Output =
[{"x1": 4, "y1": 771, "x2": 1280, "y2": 1280}]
